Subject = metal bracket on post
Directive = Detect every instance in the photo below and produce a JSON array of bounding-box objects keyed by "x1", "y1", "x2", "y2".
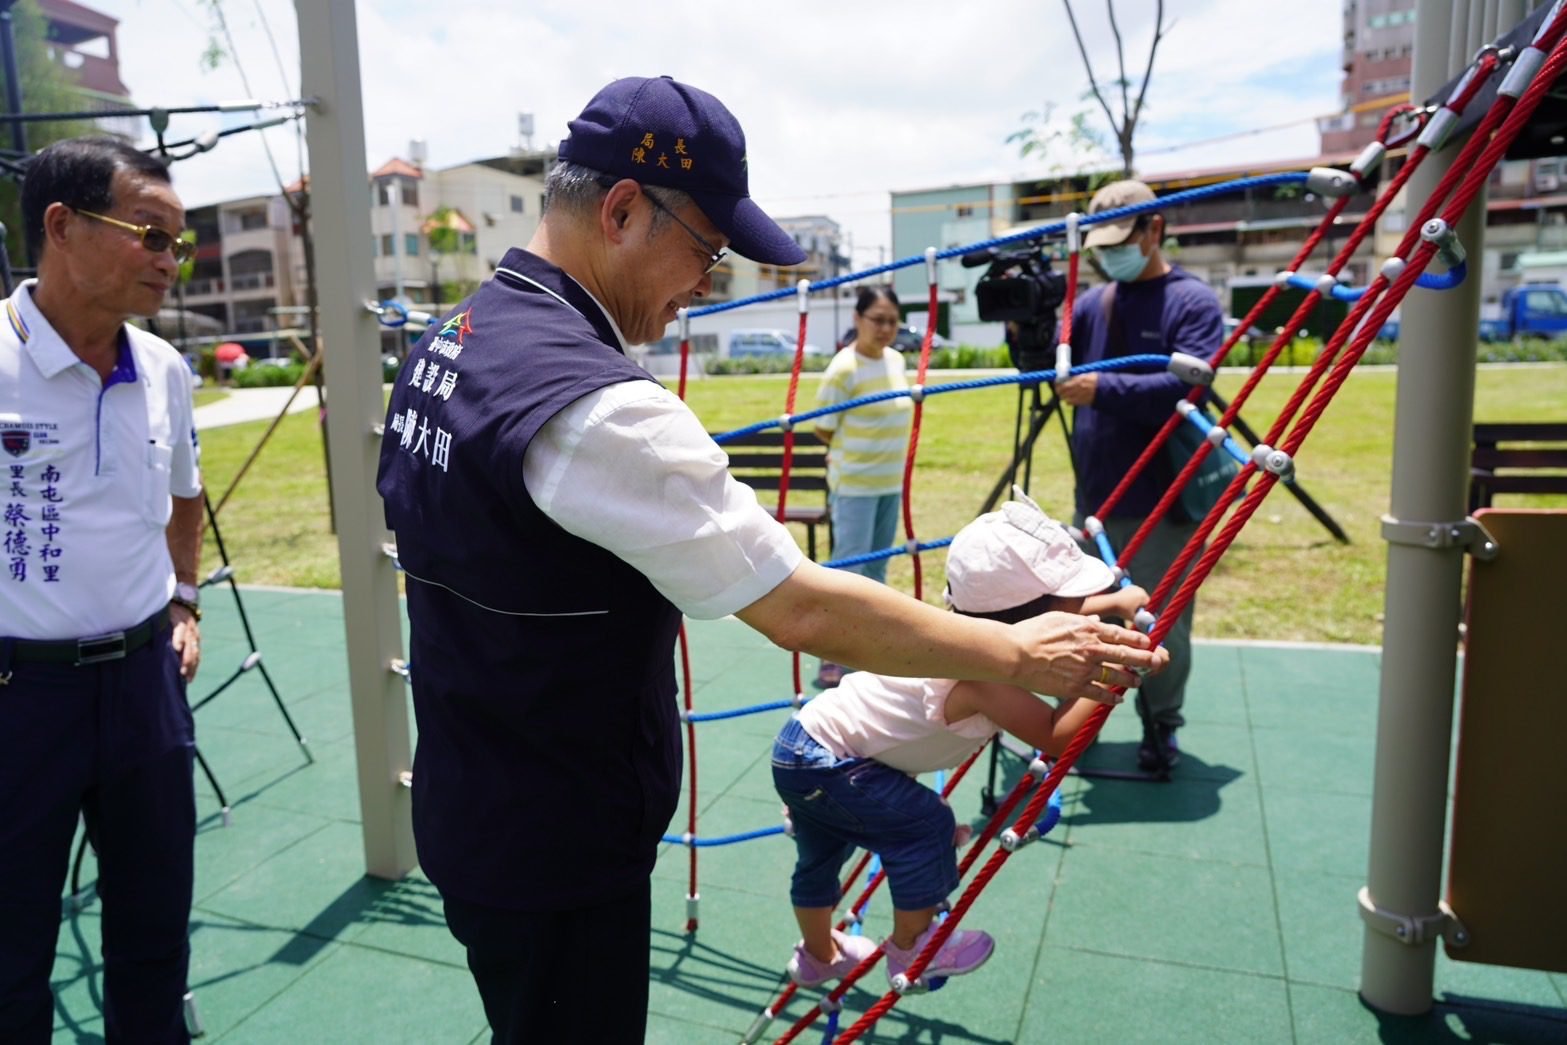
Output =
[
  {"x1": 1379, "y1": 514, "x2": 1499, "y2": 561},
  {"x1": 1357, "y1": 887, "x2": 1470, "y2": 948}
]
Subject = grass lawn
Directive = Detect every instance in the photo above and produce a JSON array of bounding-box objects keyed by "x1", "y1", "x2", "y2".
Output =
[
  {"x1": 192, "y1": 388, "x2": 229, "y2": 408},
  {"x1": 196, "y1": 363, "x2": 1567, "y2": 645}
]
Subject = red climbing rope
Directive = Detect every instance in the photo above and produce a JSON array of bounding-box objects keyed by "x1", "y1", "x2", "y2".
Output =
[
  {"x1": 818, "y1": 18, "x2": 1567, "y2": 1041},
  {"x1": 1106, "y1": 45, "x2": 1503, "y2": 575},
  {"x1": 678, "y1": 624, "x2": 699, "y2": 931},
  {"x1": 898, "y1": 252, "x2": 941, "y2": 600}
]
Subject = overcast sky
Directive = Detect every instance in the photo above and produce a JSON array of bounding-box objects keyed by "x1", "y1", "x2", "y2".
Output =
[{"x1": 94, "y1": 0, "x2": 1342, "y2": 268}]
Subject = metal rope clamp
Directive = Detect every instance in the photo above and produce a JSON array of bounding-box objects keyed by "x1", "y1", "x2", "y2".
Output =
[
  {"x1": 1379, "y1": 514, "x2": 1499, "y2": 561},
  {"x1": 1357, "y1": 886, "x2": 1470, "y2": 948}
]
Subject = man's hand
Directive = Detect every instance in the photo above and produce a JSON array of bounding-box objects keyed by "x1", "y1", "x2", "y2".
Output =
[
  {"x1": 1055, "y1": 372, "x2": 1098, "y2": 406},
  {"x1": 1012, "y1": 611, "x2": 1168, "y2": 700},
  {"x1": 169, "y1": 603, "x2": 201, "y2": 682}
]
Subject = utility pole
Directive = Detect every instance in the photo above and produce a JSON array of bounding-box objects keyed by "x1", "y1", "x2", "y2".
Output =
[{"x1": 296, "y1": 0, "x2": 416, "y2": 880}]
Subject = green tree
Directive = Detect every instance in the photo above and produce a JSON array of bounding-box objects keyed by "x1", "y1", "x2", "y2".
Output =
[
  {"x1": 0, "y1": 0, "x2": 96, "y2": 265},
  {"x1": 1010, "y1": 0, "x2": 1168, "y2": 179},
  {"x1": 1005, "y1": 100, "x2": 1109, "y2": 175}
]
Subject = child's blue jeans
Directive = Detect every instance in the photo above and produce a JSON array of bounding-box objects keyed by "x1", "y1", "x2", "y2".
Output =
[{"x1": 771, "y1": 717, "x2": 957, "y2": 912}]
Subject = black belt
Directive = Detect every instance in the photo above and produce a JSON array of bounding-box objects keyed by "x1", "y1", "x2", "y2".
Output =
[{"x1": 4, "y1": 608, "x2": 171, "y2": 667}]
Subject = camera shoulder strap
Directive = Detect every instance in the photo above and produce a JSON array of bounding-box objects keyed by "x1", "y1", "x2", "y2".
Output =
[{"x1": 1099, "y1": 280, "x2": 1127, "y2": 356}]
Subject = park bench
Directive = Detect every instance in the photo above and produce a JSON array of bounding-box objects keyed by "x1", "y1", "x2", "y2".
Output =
[
  {"x1": 1469, "y1": 422, "x2": 1567, "y2": 512},
  {"x1": 713, "y1": 430, "x2": 832, "y2": 561}
]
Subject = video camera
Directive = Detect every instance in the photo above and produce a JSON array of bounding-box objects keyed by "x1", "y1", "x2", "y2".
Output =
[{"x1": 962, "y1": 244, "x2": 1068, "y2": 374}]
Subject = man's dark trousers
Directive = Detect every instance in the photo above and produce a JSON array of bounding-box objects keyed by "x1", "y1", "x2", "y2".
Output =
[
  {"x1": 0, "y1": 637, "x2": 195, "y2": 1044},
  {"x1": 443, "y1": 881, "x2": 651, "y2": 1044}
]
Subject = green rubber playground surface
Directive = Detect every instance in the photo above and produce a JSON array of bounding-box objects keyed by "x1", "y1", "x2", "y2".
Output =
[{"x1": 50, "y1": 588, "x2": 1567, "y2": 1043}]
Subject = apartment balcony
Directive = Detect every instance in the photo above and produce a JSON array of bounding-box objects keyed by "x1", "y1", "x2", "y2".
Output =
[
  {"x1": 229, "y1": 272, "x2": 277, "y2": 296},
  {"x1": 56, "y1": 52, "x2": 130, "y2": 98},
  {"x1": 232, "y1": 315, "x2": 274, "y2": 334},
  {"x1": 182, "y1": 277, "x2": 226, "y2": 300}
]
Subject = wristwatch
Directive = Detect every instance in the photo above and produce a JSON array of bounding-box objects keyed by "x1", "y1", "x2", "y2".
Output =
[{"x1": 171, "y1": 581, "x2": 202, "y2": 621}]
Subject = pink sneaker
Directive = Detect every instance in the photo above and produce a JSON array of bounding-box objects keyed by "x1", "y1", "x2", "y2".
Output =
[
  {"x1": 787, "y1": 930, "x2": 878, "y2": 987},
  {"x1": 881, "y1": 925, "x2": 995, "y2": 990}
]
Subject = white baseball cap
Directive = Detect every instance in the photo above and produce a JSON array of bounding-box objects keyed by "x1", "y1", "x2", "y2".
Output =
[{"x1": 945, "y1": 489, "x2": 1116, "y2": 613}]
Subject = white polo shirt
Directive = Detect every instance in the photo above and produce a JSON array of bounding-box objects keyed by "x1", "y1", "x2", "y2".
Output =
[{"x1": 0, "y1": 281, "x2": 201, "y2": 640}]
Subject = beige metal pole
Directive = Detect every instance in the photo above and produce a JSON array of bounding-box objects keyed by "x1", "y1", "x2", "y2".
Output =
[
  {"x1": 295, "y1": 0, "x2": 417, "y2": 878},
  {"x1": 1359, "y1": 0, "x2": 1524, "y2": 1014}
]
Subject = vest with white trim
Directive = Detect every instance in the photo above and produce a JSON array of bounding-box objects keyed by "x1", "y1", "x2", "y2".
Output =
[{"x1": 376, "y1": 248, "x2": 682, "y2": 910}]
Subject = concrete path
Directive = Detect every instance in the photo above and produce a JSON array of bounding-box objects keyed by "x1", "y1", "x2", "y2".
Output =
[{"x1": 193, "y1": 386, "x2": 322, "y2": 431}]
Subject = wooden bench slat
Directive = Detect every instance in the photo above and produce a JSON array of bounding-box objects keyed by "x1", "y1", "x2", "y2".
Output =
[
  {"x1": 1471, "y1": 448, "x2": 1567, "y2": 469},
  {"x1": 1473, "y1": 422, "x2": 1567, "y2": 443},
  {"x1": 712, "y1": 430, "x2": 831, "y2": 560},
  {"x1": 1469, "y1": 421, "x2": 1567, "y2": 510}
]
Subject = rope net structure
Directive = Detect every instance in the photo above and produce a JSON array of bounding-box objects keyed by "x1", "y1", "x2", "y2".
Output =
[
  {"x1": 661, "y1": 14, "x2": 1567, "y2": 1040},
  {"x1": 364, "y1": 13, "x2": 1567, "y2": 1039}
]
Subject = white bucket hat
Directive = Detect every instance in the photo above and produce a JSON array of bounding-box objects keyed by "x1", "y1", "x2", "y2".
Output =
[{"x1": 945, "y1": 488, "x2": 1116, "y2": 612}]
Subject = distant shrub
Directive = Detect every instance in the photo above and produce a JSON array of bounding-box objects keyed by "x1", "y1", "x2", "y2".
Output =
[
  {"x1": 233, "y1": 362, "x2": 307, "y2": 387},
  {"x1": 705, "y1": 355, "x2": 831, "y2": 376}
]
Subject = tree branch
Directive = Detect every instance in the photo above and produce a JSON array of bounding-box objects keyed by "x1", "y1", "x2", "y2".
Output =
[
  {"x1": 1062, "y1": 0, "x2": 1122, "y2": 145},
  {"x1": 1128, "y1": 0, "x2": 1166, "y2": 143},
  {"x1": 1107, "y1": 0, "x2": 1131, "y2": 137}
]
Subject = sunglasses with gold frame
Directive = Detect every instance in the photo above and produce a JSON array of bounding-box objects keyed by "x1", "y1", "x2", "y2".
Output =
[{"x1": 75, "y1": 208, "x2": 196, "y2": 263}]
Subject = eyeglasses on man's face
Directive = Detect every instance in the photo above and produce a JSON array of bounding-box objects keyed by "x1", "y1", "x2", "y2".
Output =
[
  {"x1": 640, "y1": 189, "x2": 728, "y2": 274},
  {"x1": 75, "y1": 208, "x2": 195, "y2": 263}
]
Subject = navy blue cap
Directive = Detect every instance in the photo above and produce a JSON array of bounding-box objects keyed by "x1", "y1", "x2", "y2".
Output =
[{"x1": 557, "y1": 76, "x2": 806, "y2": 267}]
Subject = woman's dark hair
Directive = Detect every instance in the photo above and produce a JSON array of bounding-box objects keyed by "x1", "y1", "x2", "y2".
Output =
[
  {"x1": 21, "y1": 137, "x2": 172, "y2": 258},
  {"x1": 854, "y1": 285, "x2": 900, "y2": 315}
]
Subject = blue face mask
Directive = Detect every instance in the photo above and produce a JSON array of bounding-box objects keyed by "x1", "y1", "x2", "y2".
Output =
[{"x1": 1097, "y1": 242, "x2": 1149, "y2": 282}]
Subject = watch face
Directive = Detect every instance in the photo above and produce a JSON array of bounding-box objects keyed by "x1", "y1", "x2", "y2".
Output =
[{"x1": 176, "y1": 583, "x2": 201, "y2": 605}]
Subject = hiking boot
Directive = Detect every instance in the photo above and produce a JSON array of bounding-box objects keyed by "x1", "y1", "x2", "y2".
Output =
[
  {"x1": 882, "y1": 925, "x2": 994, "y2": 990},
  {"x1": 786, "y1": 930, "x2": 878, "y2": 987},
  {"x1": 1137, "y1": 723, "x2": 1180, "y2": 772}
]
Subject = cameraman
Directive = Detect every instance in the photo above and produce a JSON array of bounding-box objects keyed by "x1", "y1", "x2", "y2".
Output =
[{"x1": 1056, "y1": 179, "x2": 1224, "y2": 772}]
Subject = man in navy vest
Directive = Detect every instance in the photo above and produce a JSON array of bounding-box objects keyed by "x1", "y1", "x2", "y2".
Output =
[{"x1": 377, "y1": 76, "x2": 1167, "y2": 1043}]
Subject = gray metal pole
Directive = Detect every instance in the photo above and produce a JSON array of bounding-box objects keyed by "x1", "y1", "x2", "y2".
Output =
[
  {"x1": 1359, "y1": 0, "x2": 1505, "y2": 1014},
  {"x1": 295, "y1": 0, "x2": 417, "y2": 879}
]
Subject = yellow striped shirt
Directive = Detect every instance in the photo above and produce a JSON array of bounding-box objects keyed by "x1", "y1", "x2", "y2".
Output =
[{"x1": 815, "y1": 346, "x2": 913, "y2": 496}]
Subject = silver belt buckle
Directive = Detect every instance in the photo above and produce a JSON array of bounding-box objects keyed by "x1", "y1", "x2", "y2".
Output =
[{"x1": 76, "y1": 631, "x2": 127, "y2": 665}]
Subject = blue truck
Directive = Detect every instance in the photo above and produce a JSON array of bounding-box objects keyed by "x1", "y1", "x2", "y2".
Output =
[{"x1": 1380, "y1": 282, "x2": 1567, "y2": 341}]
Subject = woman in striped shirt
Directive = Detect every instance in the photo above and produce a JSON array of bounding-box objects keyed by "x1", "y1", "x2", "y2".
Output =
[{"x1": 812, "y1": 286, "x2": 914, "y2": 686}]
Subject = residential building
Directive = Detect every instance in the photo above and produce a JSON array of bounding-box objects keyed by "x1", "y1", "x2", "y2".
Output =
[
  {"x1": 1318, "y1": 0, "x2": 1417, "y2": 156},
  {"x1": 179, "y1": 149, "x2": 549, "y2": 353},
  {"x1": 421, "y1": 157, "x2": 546, "y2": 289},
  {"x1": 370, "y1": 158, "x2": 426, "y2": 302},
  {"x1": 35, "y1": 0, "x2": 137, "y2": 139},
  {"x1": 178, "y1": 193, "x2": 295, "y2": 337}
]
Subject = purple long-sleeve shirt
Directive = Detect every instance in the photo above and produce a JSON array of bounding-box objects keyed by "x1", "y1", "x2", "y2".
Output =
[{"x1": 1064, "y1": 267, "x2": 1224, "y2": 518}]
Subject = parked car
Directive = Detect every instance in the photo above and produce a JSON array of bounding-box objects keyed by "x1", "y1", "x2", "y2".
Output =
[
  {"x1": 725, "y1": 328, "x2": 827, "y2": 358},
  {"x1": 837, "y1": 324, "x2": 947, "y2": 352},
  {"x1": 893, "y1": 325, "x2": 947, "y2": 353}
]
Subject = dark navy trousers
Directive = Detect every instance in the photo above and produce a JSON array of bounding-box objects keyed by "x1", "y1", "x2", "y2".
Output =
[
  {"x1": 0, "y1": 634, "x2": 195, "y2": 1044},
  {"x1": 442, "y1": 881, "x2": 651, "y2": 1044}
]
